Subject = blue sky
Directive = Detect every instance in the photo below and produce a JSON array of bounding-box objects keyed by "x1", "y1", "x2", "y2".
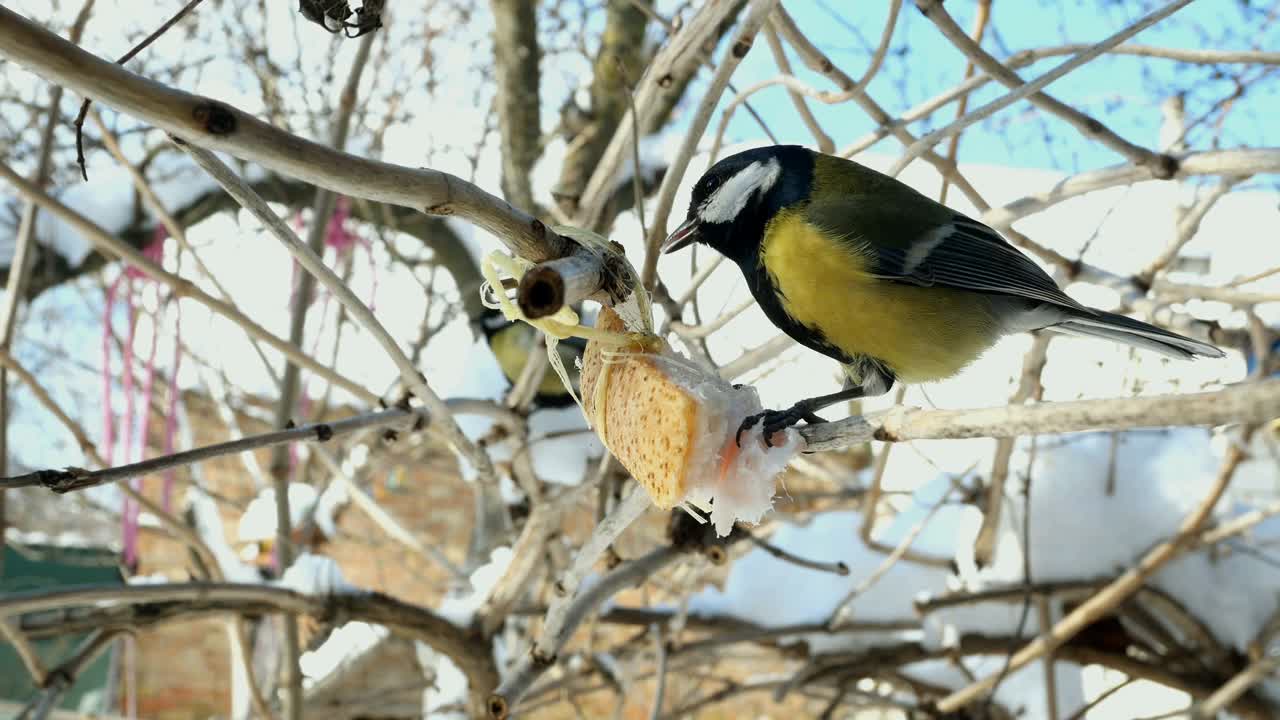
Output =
[{"x1": 698, "y1": 0, "x2": 1280, "y2": 181}]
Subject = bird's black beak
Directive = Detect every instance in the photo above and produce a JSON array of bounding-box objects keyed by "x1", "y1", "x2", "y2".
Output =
[{"x1": 661, "y1": 217, "x2": 700, "y2": 254}]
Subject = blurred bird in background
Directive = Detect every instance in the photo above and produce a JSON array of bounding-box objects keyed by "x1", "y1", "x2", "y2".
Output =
[{"x1": 476, "y1": 306, "x2": 585, "y2": 408}]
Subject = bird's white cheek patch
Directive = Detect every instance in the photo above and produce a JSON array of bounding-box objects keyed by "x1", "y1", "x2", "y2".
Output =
[{"x1": 699, "y1": 158, "x2": 782, "y2": 224}]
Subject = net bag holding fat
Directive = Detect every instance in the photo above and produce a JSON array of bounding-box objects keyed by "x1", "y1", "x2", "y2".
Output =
[{"x1": 579, "y1": 306, "x2": 801, "y2": 536}]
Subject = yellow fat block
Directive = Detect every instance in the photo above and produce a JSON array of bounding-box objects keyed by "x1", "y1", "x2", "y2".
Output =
[{"x1": 580, "y1": 307, "x2": 697, "y2": 508}]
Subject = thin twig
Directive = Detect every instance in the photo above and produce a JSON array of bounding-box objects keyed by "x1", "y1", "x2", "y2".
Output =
[
  {"x1": 0, "y1": 406, "x2": 428, "y2": 492},
  {"x1": 669, "y1": 297, "x2": 754, "y2": 339},
  {"x1": 938, "y1": 0, "x2": 991, "y2": 205},
  {"x1": 649, "y1": 623, "x2": 667, "y2": 720},
  {"x1": 1065, "y1": 678, "x2": 1136, "y2": 720},
  {"x1": 898, "y1": 0, "x2": 1192, "y2": 177},
  {"x1": 574, "y1": 1, "x2": 752, "y2": 229},
  {"x1": 20, "y1": 629, "x2": 121, "y2": 720},
  {"x1": 771, "y1": 6, "x2": 989, "y2": 209},
  {"x1": 615, "y1": 55, "x2": 648, "y2": 241},
  {"x1": 535, "y1": 486, "x2": 651, "y2": 658},
  {"x1": 1200, "y1": 500, "x2": 1280, "y2": 546},
  {"x1": 935, "y1": 433, "x2": 1254, "y2": 712},
  {"x1": 1035, "y1": 594, "x2": 1061, "y2": 720},
  {"x1": 73, "y1": 0, "x2": 208, "y2": 179},
  {"x1": 743, "y1": 531, "x2": 850, "y2": 576},
  {"x1": 90, "y1": 110, "x2": 281, "y2": 387},
  {"x1": 229, "y1": 617, "x2": 274, "y2": 720},
  {"x1": 483, "y1": 486, "x2": 655, "y2": 712},
  {"x1": 762, "y1": 24, "x2": 833, "y2": 153},
  {"x1": 1137, "y1": 175, "x2": 1249, "y2": 286},
  {"x1": 845, "y1": 0, "x2": 903, "y2": 111},
  {"x1": 1191, "y1": 654, "x2": 1280, "y2": 718},
  {"x1": 983, "y1": 148, "x2": 1280, "y2": 230},
  {"x1": 974, "y1": 332, "x2": 1051, "y2": 566},
  {"x1": 0, "y1": 159, "x2": 377, "y2": 402},
  {"x1": 181, "y1": 146, "x2": 501, "y2": 489},
  {"x1": 830, "y1": 486, "x2": 953, "y2": 629},
  {"x1": 311, "y1": 443, "x2": 467, "y2": 581},
  {"x1": 0, "y1": 349, "x2": 222, "y2": 577},
  {"x1": 640, "y1": 0, "x2": 781, "y2": 288},
  {"x1": 0, "y1": 0, "x2": 96, "y2": 585}
]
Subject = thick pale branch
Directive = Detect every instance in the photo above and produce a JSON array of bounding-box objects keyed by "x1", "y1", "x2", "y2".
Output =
[
  {"x1": 517, "y1": 251, "x2": 608, "y2": 320},
  {"x1": 0, "y1": 5, "x2": 571, "y2": 262},
  {"x1": 799, "y1": 381, "x2": 1278, "y2": 452},
  {"x1": 1011, "y1": 43, "x2": 1280, "y2": 67},
  {"x1": 490, "y1": 543, "x2": 682, "y2": 718},
  {"x1": 981, "y1": 148, "x2": 1280, "y2": 230}
]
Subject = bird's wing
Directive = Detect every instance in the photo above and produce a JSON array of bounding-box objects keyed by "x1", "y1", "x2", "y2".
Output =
[{"x1": 811, "y1": 199, "x2": 1092, "y2": 313}]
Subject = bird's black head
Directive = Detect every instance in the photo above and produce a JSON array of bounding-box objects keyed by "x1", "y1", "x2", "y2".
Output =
[{"x1": 661, "y1": 145, "x2": 814, "y2": 265}]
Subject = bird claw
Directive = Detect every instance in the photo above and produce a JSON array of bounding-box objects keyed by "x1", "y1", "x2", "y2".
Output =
[{"x1": 734, "y1": 403, "x2": 828, "y2": 448}]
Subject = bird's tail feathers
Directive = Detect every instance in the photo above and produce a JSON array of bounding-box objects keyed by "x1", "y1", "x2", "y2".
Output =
[{"x1": 1050, "y1": 309, "x2": 1225, "y2": 359}]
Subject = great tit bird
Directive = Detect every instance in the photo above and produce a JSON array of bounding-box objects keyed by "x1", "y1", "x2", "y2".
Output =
[
  {"x1": 477, "y1": 307, "x2": 585, "y2": 408},
  {"x1": 662, "y1": 145, "x2": 1224, "y2": 442}
]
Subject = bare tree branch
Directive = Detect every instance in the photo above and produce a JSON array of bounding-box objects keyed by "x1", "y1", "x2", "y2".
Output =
[
  {"x1": 0, "y1": 159, "x2": 378, "y2": 403},
  {"x1": 905, "y1": 0, "x2": 1188, "y2": 178},
  {"x1": 183, "y1": 144, "x2": 504, "y2": 481},
  {"x1": 0, "y1": 5, "x2": 573, "y2": 262},
  {"x1": 0, "y1": 404, "x2": 425, "y2": 491},
  {"x1": 551, "y1": 0, "x2": 651, "y2": 219},
  {"x1": 1, "y1": 583, "x2": 500, "y2": 717},
  {"x1": 801, "y1": 381, "x2": 1276, "y2": 452},
  {"x1": 935, "y1": 435, "x2": 1253, "y2": 712},
  {"x1": 491, "y1": 0, "x2": 541, "y2": 211},
  {"x1": 640, "y1": 0, "x2": 780, "y2": 287}
]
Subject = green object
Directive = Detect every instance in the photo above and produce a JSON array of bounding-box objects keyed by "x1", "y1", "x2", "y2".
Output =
[{"x1": 0, "y1": 542, "x2": 122, "y2": 717}]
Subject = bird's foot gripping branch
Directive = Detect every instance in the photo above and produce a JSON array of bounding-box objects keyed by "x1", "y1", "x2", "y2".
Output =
[{"x1": 481, "y1": 229, "x2": 802, "y2": 536}]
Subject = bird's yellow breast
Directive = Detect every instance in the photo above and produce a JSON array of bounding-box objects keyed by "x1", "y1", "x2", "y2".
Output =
[
  {"x1": 491, "y1": 326, "x2": 570, "y2": 397},
  {"x1": 760, "y1": 210, "x2": 1001, "y2": 382}
]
